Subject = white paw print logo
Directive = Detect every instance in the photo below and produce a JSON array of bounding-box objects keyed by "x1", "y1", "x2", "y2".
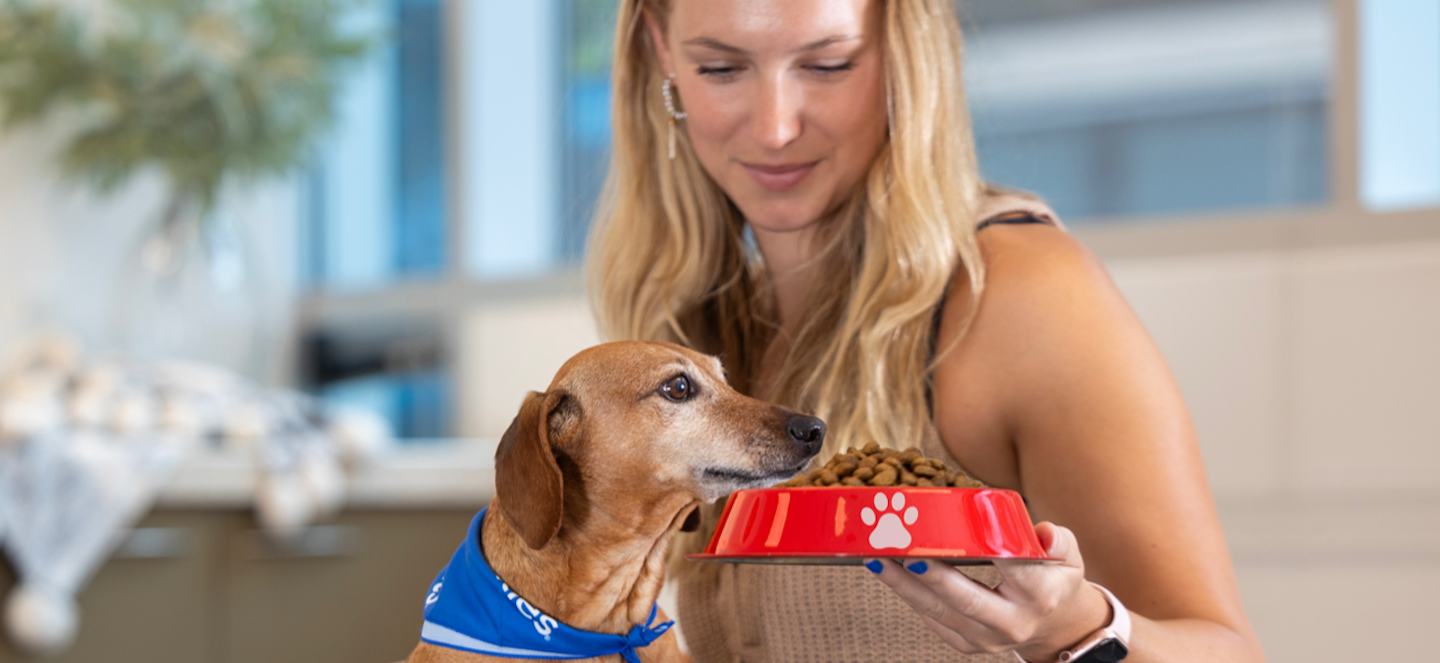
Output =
[{"x1": 861, "y1": 492, "x2": 919, "y2": 549}]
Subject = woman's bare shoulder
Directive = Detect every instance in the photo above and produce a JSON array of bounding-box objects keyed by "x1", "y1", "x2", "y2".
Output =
[
  {"x1": 975, "y1": 221, "x2": 1111, "y2": 306},
  {"x1": 931, "y1": 222, "x2": 1165, "y2": 484},
  {"x1": 966, "y1": 222, "x2": 1167, "y2": 391},
  {"x1": 935, "y1": 222, "x2": 1130, "y2": 393}
]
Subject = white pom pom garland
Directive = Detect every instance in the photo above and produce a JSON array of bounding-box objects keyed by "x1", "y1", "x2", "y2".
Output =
[{"x1": 4, "y1": 583, "x2": 78, "y2": 655}]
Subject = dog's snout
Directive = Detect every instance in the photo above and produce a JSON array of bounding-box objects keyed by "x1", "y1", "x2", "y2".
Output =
[{"x1": 786, "y1": 415, "x2": 826, "y2": 454}]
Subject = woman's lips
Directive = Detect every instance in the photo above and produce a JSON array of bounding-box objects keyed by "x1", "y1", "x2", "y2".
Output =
[{"x1": 742, "y1": 161, "x2": 819, "y2": 192}]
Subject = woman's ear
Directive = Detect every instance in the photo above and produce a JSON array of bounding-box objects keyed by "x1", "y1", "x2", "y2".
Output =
[
  {"x1": 642, "y1": 9, "x2": 674, "y2": 75},
  {"x1": 494, "y1": 390, "x2": 570, "y2": 549}
]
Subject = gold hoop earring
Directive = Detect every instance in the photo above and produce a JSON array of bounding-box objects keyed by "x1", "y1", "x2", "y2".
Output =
[{"x1": 663, "y1": 73, "x2": 687, "y2": 160}]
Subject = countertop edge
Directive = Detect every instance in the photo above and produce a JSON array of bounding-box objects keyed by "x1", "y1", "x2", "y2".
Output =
[{"x1": 155, "y1": 441, "x2": 498, "y2": 510}]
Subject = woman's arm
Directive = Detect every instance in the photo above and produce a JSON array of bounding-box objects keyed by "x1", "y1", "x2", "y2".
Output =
[{"x1": 887, "y1": 224, "x2": 1265, "y2": 662}]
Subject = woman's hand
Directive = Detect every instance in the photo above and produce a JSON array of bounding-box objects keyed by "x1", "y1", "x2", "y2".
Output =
[{"x1": 864, "y1": 522, "x2": 1113, "y2": 662}]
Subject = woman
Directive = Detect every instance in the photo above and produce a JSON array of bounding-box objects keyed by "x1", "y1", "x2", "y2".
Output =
[{"x1": 587, "y1": 0, "x2": 1265, "y2": 661}]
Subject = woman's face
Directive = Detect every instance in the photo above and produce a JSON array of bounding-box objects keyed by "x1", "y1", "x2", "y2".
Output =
[{"x1": 648, "y1": 0, "x2": 888, "y2": 237}]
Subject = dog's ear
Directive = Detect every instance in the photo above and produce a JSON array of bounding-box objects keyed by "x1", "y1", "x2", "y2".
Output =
[
  {"x1": 680, "y1": 505, "x2": 702, "y2": 532},
  {"x1": 495, "y1": 390, "x2": 570, "y2": 550}
]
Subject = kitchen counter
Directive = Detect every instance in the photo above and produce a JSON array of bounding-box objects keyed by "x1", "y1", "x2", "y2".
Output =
[
  {"x1": 155, "y1": 440, "x2": 499, "y2": 509},
  {"x1": 0, "y1": 441, "x2": 503, "y2": 663}
]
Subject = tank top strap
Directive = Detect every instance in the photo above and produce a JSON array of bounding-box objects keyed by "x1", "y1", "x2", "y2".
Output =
[
  {"x1": 976, "y1": 213, "x2": 1051, "y2": 232},
  {"x1": 975, "y1": 191, "x2": 1066, "y2": 231},
  {"x1": 930, "y1": 192, "x2": 1065, "y2": 364},
  {"x1": 923, "y1": 192, "x2": 1065, "y2": 459}
]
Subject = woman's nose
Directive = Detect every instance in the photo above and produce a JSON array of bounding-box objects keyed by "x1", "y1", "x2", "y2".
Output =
[{"x1": 750, "y1": 75, "x2": 801, "y2": 150}]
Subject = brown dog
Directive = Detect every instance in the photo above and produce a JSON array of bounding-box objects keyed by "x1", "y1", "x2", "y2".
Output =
[{"x1": 405, "y1": 341, "x2": 825, "y2": 663}]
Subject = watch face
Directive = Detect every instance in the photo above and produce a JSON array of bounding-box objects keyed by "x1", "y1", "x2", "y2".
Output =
[{"x1": 1082, "y1": 638, "x2": 1129, "y2": 662}]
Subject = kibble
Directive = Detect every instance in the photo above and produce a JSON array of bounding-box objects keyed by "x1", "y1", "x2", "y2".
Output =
[
  {"x1": 870, "y1": 468, "x2": 898, "y2": 486},
  {"x1": 778, "y1": 443, "x2": 988, "y2": 489}
]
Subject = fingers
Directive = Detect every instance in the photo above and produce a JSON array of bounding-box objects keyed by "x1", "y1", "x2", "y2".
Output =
[
  {"x1": 1039, "y1": 522, "x2": 1085, "y2": 568},
  {"x1": 917, "y1": 612, "x2": 992, "y2": 654},
  {"x1": 866, "y1": 525, "x2": 1095, "y2": 657},
  {"x1": 993, "y1": 523, "x2": 1084, "y2": 602},
  {"x1": 866, "y1": 558, "x2": 1018, "y2": 646},
  {"x1": 869, "y1": 558, "x2": 1012, "y2": 620},
  {"x1": 866, "y1": 558, "x2": 1000, "y2": 654}
]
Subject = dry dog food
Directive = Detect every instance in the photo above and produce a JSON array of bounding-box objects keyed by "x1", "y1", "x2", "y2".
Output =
[{"x1": 778, "y1": 441, "x2": 987, "y2": 488}]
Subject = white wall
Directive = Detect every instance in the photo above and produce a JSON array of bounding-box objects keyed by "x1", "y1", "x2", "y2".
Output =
[
  {"x1": 1112, "y1": 241, "x2": 1440, "y2": 499},
  {"x1": 1110, "y1": 239, "x2": 1440, "y2": 661},
  {"x1": 0, "y1": 116, "x2": 303, "y2": 384},
  {"x1": 455, "y1": 296, "x2": 601, "y2": 438}
]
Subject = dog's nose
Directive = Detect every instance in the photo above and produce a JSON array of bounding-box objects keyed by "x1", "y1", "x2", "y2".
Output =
[{"x1": 786, "y1": 415, "x2": 826, "y2": 454}]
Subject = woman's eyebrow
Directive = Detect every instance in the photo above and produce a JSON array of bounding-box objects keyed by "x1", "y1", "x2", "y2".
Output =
[
  {"x1": 681, "y1": 34, "x2": 861, "y2": 55},
  {"x1": 795, "y1": 34, "x2": 861, "y2": 52}
]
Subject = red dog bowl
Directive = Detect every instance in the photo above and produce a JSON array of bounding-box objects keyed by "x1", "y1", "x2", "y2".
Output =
[{"x1": 687, "y1": 487, "x2": 1060, "y2": 565}]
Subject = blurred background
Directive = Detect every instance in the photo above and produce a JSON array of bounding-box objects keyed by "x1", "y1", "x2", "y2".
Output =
[{"x1": 0, "y1": 0, "x2": 1436, "y2": 661}]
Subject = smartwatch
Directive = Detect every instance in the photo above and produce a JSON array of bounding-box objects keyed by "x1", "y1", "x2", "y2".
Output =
[{"x1": 1014, "y1": 583, "x2": 1131, "y2": 663}]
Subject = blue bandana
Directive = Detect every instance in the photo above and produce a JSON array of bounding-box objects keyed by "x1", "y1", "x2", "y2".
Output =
[{"x1": 420, "y1": 509, "x2": 674, "y2": 662}]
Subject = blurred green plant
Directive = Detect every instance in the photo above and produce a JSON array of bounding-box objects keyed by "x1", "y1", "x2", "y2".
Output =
[
  {"x1": 568, "y1": 0, "x2": 615, "y2": 78},
  {"x1": 0, "y1": 0, "x2": 373, "y2": 218}
]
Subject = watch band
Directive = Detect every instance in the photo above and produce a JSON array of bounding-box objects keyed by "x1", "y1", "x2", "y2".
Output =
[
  {"x1": 1089, "y1": 583, "x2": 1131, "y2": 643},
  {"x1": 1013, "y1": 582, "x2": 1130, "y2": 663}
]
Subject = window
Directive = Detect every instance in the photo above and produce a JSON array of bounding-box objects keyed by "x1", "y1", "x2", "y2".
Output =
[
  {"x1": 300, "y1": 0, "x2": 616, "y2": 438},
  {"x1": 304, "y1": 0, "x2": 449, "y2": 290},
  {"x1": 964, "y1": 0, "x2": 1332, "y2": 222},
  {"x1": 304, "y1": 327, "x2": 450, "y2": 440},
  {"x1": 1359, "y1": 0, "x2": 1440, "y2": 211},
  {"x1": 303, "y1": 0, "x2": 451, "y2": 438},
  {"x1": 460, "y1": 0, "x2": 563, "y2": 280},
  {"x1": 561, "y1": 0, "x2": 619, "y2": 263}
]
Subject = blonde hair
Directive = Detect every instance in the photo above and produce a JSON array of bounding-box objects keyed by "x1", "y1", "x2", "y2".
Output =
[{"x1": 588, "y1": 0, "x2": 986, "y2": 460}]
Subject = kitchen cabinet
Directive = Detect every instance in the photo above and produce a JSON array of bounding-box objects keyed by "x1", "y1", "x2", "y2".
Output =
[
  {"x1": 0, "y1": 443, "x2": 495, "y2": 662},
  {"x1": 0, "y1": 509, "x2": 478, "y2": 663}
]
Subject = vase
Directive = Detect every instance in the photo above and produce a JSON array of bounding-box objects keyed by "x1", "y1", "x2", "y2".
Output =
[{"x1": 113, "y1": 190, "x2": 262, "y2": 378}]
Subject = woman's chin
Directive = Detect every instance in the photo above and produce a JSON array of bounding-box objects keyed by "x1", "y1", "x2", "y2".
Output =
[
  {"x1": 735, "y1": 201, "x2": 833, "y2": 237},
  {"x1": 728, "y1": 177, "x2": 855, "y2": 237}
]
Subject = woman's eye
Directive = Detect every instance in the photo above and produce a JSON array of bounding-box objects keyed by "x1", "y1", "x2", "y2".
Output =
[
  {"x1": 697, "y1": 65, "x2": 744, "y2": 80},
  {"x1": 808, "y1": 62, "x2": 855, "y2": 76},
  {"x1": 660, "y1": 375, "x2": 692, "y2": 402}
]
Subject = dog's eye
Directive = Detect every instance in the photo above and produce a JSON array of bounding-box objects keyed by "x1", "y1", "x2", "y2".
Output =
[{"x1": 660, "y1": 375, "x2": 692, "y2": 402}]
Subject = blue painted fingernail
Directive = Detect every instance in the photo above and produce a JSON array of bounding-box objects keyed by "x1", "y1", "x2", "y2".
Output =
[
  {"x1": 865, "y1": 560, "x2": 883, "y2": 574},
  {"x1": 907, "y1": 561, "x2": 928, "y2": 574}
]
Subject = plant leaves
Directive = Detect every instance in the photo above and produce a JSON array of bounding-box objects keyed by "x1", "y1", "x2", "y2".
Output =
[{"x1": 0, "y1": 0, "x2": 377, "y2": 212}]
